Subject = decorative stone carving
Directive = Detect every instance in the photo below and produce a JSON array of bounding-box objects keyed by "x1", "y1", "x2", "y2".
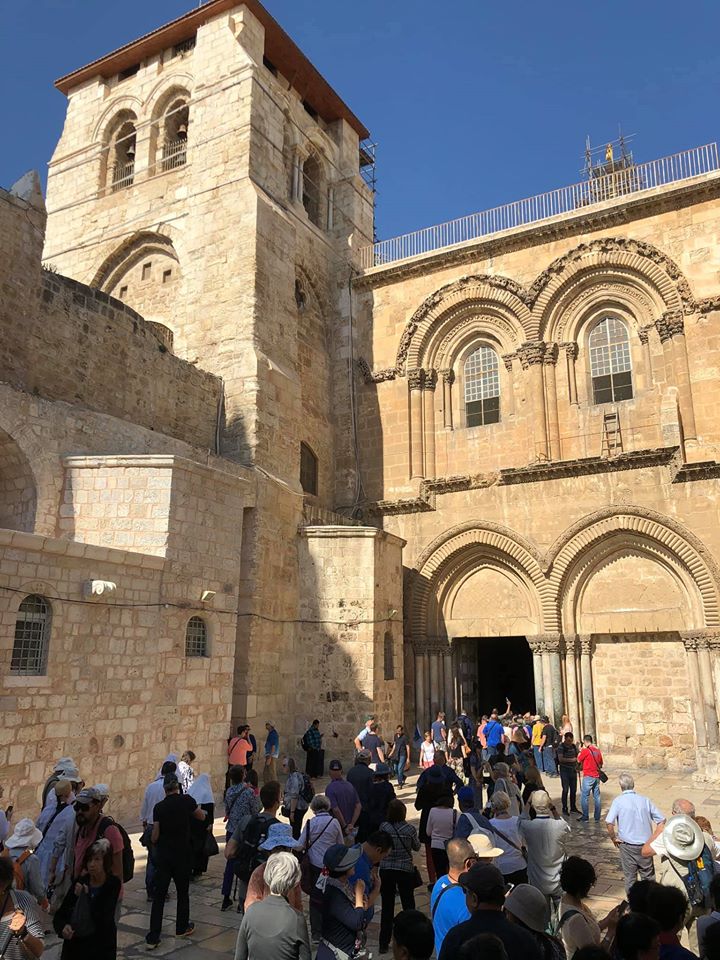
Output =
[
  {"x1": 356, "y1": 358, "x2": 397, "y2": 384},
  {"x1": 518, "y1": 341, "x2": 546, "y2": 368},
  {"x1": 681, "y1": 631, "x2": 714, "y2": 651},
  {"x1": 501, "y1": 353, "x2": 516, "y2": 372},
  {"x1": 542, "y1": 342, "x2": 559, "y2": 365},
  {"x1": 560, "y1": 341, "x2": 578, "y2": 361},
  {"x1": 533, "y1": 632, "x2": 563, "y2": 653},
  {"x1": 578, "y1": 636, "x2": 594, "y2": 656},
  {"x1": 424, "y1": 368, "x2": 437, "y2": 391},
  {"x1": 655, "y1": 309, "x2": 685, "y2": 343},
  {"x1": 638, "y1": 326, "x2": 652, "y2": 345},
  {"x1": 407, "y1": 367, "x2": 425, "y2": 390},
  {"x1": 439, "y1": 368, "x2": 455, "y2": 385}
]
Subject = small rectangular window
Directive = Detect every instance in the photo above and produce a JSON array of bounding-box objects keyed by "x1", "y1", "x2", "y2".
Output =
[
  {"x1": 118, "y1": 64, "x2": 140, "y2": 81},
  {"x1": 162, "y1": 269, "x2": 172, "y2": 284},
  {"x1": 142, "y1": 262, "x2": 152, "y2": 282},
  {"x1": 172, "y1": 36, "x2": 196, "y2": 58}
]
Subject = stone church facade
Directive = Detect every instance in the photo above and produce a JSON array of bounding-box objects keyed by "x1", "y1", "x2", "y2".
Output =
[{"x1": 2, "y1": 0, "x2": 720, "y2": 818}]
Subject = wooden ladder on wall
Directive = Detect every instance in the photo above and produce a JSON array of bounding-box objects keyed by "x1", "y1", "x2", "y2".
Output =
[{"x1": 600, "y1": 410, "x2": 623, "y2": 457}]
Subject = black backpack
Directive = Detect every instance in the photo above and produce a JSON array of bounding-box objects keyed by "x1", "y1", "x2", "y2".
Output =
[
  {"x1": 97, "y1": 816, "x2": 135, "y2": 882},
  {"x1": 233, "y1": 814, "x2": 278, "y2": 882}
]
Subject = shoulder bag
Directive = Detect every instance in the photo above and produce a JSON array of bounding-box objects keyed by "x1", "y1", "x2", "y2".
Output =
[
  {"x1": 300, "y1": 816, "x2": 334, "y2": 895},
  {"x1": 589, "y1": 747, "x2": 608, "y2": 783},
  {"x1": 392, "y1": 825, "x2": 423, "y2": 889},
  {"x1": 69, "y1": 887, "x2": 96, "y2": 939}
]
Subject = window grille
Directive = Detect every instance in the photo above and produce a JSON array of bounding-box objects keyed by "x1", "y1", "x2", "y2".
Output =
[
  {"x1": 185, "y1": 616, "x2": 208, "y2": 657},
  {"x1": 300, "y1": 443, "x2": 318, "y2": 496},
  {"x1": 464, "y1": 346, "x2": 500, "y2": 426},
  {"x1": 11, "y1": 595, "x2": 51, "y2": 675},
  {"x1": 383, "y1": 632, "x2": 394, "y2": 681},
  {"x1": 589, "y1": 316, "x2": 633, "y2": 404}
]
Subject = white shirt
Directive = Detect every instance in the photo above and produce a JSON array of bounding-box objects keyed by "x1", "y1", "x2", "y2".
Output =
[
  {"x1": 300, "y1": 813, "x2": 344, "y2": 867},
  {"x1": 141, "y1": 777, "x2": 166, "y2": 823},
  {"x1": 489, "y1": 816, "x2": 526, "y2": 875},
  {"x1": 518, "y1": 814, "x2": 570, "y2": 895}
]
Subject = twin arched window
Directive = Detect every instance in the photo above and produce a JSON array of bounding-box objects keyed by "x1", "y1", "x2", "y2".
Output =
[
  {"x1": 11, "y1": 595, "x2": 51, "y2": 675},
  {"x1": 185, "y1": 616, "x2": 208, "y2": 657},
  {"x1": 588, "y1": 316, "x2": 634, "y2": 404},
  {"x1": 464, "y1": 346, "x2": 500, "y2": 427}
]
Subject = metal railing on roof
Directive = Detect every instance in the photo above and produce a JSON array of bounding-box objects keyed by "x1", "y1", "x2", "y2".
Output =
[{"x1": 359, "y1": 142, "x2": 719, "y2": 270}]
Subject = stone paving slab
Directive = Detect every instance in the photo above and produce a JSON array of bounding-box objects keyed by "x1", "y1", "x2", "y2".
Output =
[{"x1": 39, "y1": 767, "x2": 715, "y2": 958}]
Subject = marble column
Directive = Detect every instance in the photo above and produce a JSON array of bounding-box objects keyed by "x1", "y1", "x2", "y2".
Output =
[
  {"x1": 536, "y1": 633, "x2": 564, "y2": 725},
  {"x1": 638, "y1": 327, "x2": 653, "y2": 388},
  {"x1": 560, "y1": 342, "x2": 579, "y2": 405},
  {"x1": 408, "y1": 368, "x2": 425, "y2": 480},
  {"x1": 543, "y1": 344, "x2": 561, "y2": 460},
  {"x1": 443, "y1": 648, "x2": 455, "y2": 717},
  {"x1": 578, "y1": 636, "x2": 596, "y2": 737},
  {"x1": 414, "y1": 647, "x2": 426, "y2": 731},
  {"x1": 681, "y1": 633, "x2": 712, "y2": 750},
  {"x1": 423, "y1": 369, "x2": 437, "y2": 479},
  {"x1": 428, "y1": 649, "x2": 440, "y2": 718},
  {"x1": 440, "y1": 369, "x2": 454, "y2": 430},
  {"x1": 519, "y1": 342, "x2": 549, "y2": 461},
  {"x1": 527, "y1": 639, "x2": 545, "y2": 715},
  {"x1": 564, "y1": 636, "x2": 580, "y2": 732},
  {"x1": 655, "y1": 312, "x2": 697, "y2": 443},
  {"x1": 501, "y1": 354, "x2": 516, "y2": 417},
  {"x1": 698, "y1": 640, "x2": 719, "y2": 749}
]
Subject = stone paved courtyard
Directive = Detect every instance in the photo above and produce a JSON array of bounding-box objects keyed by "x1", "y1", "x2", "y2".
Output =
[{"x1": 40, "y1": 766, "x2": 719, "y2": 958}]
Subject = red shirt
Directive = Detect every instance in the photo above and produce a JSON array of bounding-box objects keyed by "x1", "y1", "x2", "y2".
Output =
[
  {"x1": 228, "y1": 736, "x2": 252, "y2": 766},
  {"x1": 577, "y1": 745, "x2": 603, "y2": 778}
]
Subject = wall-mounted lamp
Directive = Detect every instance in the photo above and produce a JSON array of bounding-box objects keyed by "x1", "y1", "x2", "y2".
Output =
[{"x1": 83, "y1": 580, "x2": 117, "y2": 598}]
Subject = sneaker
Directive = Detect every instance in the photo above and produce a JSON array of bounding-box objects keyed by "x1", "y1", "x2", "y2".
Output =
[
  {"x1": 178, "y1": 924, "x2": 195, "y2": 938},
  {"x1": 145, "y1": 939, "x2": 160, "y2": 951},
  {"x1": 221, "y1": 896, "x2": 233, "y2": 911},
  {"x1": 576, "y1": 816, "x2": 589, "y2": 821},
  {"x1": 561, "y1": 808, "x2": 569, "y2": 815}
]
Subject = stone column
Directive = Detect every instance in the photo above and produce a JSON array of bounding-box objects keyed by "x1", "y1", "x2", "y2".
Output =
[
  {"x1": 560, "y1": 342, "x2": 579, "y2": 405},
  {"x1": 423, "y1": 369, "x2": 437, "y2": 479},
  {"x1": 564, "y1": 635, "x2": 580, "y2": 731},
  {"x1": 519, "y1": 342, "x2": 549, "y2": 461},
  {"x1": 536, "y1": 633, "x2": 563, "y2": 725},
  {"x1": 502, "y1": 354, "x2": 516, "y2": 417},
  {"x1": 428, "y1": 649, "x2": 440, "y2": 718},
  {"x1": 578, "y1": 636, "x2": 596, "y2": 737},
  {"x1": 443, "y1": 647, "x2": 455, "y2": 717},
  {"x1": 543, "y1": 344, "x2": 561, "y2": 460},
  {"x1": 655, "y1": 311, "x2": 697, "y2": 444},
  {"x1": 638, "y1": 327, "x2": 653, "y2": 387},
  {"x1": 681, "y1": 632, "x2": 717, "y2": 750},
  {"x1": 408, "y1": 368, "x2": 425, "y2": 480},
  {"x1": 440, "y1": 369, "x2": 454, "y2": 430},
  {"x1": 698, "y1": 639, "x2": 720, "y2": 749},
  {"x1": 527, "y1": 639, "x2": 545, "y2": 715},
  {"x1": 414, "y1": 646, "x2": 427, "y2": 731}
]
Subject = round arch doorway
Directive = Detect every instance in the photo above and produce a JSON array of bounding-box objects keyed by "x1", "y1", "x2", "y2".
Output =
[{"x1": 455, "y1": 636, "x2": 536, "y2": 718}]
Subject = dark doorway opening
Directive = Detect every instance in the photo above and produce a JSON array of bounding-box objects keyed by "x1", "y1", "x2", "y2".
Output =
[{"x1": 475, "y1": 636, "x2": 535, "y2": 716}]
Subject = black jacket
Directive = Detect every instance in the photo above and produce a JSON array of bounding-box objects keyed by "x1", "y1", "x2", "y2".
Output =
[{"x1": 53, "y1": 874, "x2": 120, "y2": 960}]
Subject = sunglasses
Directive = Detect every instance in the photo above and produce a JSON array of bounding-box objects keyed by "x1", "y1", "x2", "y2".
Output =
[{"x1": 73, "y1": 802, "x2": 91, "y2": 812}]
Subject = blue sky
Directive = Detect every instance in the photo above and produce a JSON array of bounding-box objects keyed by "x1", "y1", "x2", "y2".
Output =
[{"x1": 2, "y1": 1, "x2": 719, "y2": 240}]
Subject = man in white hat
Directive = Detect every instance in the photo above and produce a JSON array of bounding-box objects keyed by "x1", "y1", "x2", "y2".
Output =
[
  {"x1": 642, "y1": 812, "x2": 715, "y2": 952},
  {"x1": 518, "y1": 790, "x2": 570, "y2": 912},
  {"x1": 41, "y1": 758, "x2": 79, "y2": 808},
  {"x1": 5, "y1": 818, "x2": 46, "y2": 906}
]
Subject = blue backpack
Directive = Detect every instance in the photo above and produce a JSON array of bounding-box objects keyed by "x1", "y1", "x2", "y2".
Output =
[{"x1": 669, "y1": 843, "x2": 716, "y2": 906}]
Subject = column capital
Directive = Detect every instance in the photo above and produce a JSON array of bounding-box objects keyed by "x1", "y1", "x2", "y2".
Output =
[
  {"x1": 408, "y1": 367, "x2": 425, "y2": 390},
  {"x1": 578, "y1": 635, "x2": 595, "y2": 656},
  {"x1": 559, "y1": 341, "x2": 579, "y2": 361},
  {"x1": 680, "y1": 630, "x2": 716, "y2": 651},
  {"x1": 421, "y1": 636, "x2": 451, "y2": 654},
  {"x1": 439, "y1": 368, "x2": 455, "y2": 385},
  {"x1": 528, "y1": 633, "x2": 563, "y2": 653},
  {"x1": 563, "y1": 634, "x2": 578, "y2": 656},
  {"x1": 501, "y1": 353, "x2": 516, "y2": 372},
  {"x1": 655, "y1": 309, "x2": 685, "y2": 343},
  {"x1": 638, "y1": 325, "x2": 653, "y2": 346},
  {"x1": 518, "y1": 341, "x2": 546, "y2": 368},
  {"x1": 424, "y1": 368, "x2": 438, "y2": 391},
  {"x1": 542, "y1": 342, "x2": 559, "y2": 365}
]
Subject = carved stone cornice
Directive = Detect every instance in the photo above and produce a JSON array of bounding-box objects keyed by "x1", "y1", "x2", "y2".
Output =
[
  {"x1": 673, "y1": 461, "x2": 720, "y2": 484},
  {"x1": 542, "y1": 343, "x2": 559, "y2": 365},
  {"x1": 681, "y1": 631, "x2": 716, "y2": 651},
  {"x1": 357, "y1": 358, "x2": 397, "y2": 384},
  {"x1": 560, "y1": 341, "x2": 578, "y2": 361},
  {"x1": 655, "y1": 309, "x2": 685, "y2": 343},
  {"x1": 420, "y1": 636, "x2": 452, "y2": 655},
  {"x1": 424, "y1": 368, "x2": 438, "y2": 391},
  {"x1": 531, "y1": 632, "x2": 563, "y2": 653},
  {"x1": 501, "y1": 353, "x2": 516, "y2": 372},
  {"x1": 408, "y1": 367, "x2": 425, "y2": 390},
  {"x1": 518, "y1": 341, "x2": 546, "y2": 368},
  {"x1": 439, "y1": 368, "x2": 455, "y2": 386}
]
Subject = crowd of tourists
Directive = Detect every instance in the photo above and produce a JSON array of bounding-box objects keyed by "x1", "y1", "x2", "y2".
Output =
[{"x1": 2, "y1": 711, "x2": 720, "y2": 960}]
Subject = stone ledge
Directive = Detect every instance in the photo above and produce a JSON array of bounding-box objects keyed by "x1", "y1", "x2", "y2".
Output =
[
  {"x1": 0, "y1": 527, "x2": 166, "y2": 569},
  {"x1": 62, "y1": 453, "x2": 254, "y2": 493},
  {"x1": 672, "y1": 460, "x2": 720, "y2": 483},
  {"x1": 300, "y1": 524, "x2": 406, "y2": 547}
]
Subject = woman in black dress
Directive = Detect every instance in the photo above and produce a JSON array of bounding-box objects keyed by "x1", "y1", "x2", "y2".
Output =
[
  {"x1": 54, "y1": 838, "x2": 120, "y2": 959},
  {"x1": 316, "y1": 844, "x2": 379, "y2": 960},
  {"x1": 188, "y1": 774, "x2": 216, "y2": 878}
]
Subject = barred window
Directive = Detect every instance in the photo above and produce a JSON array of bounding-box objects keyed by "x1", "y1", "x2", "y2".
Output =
[
  {"x1": 11, "y1": 595, "x2": 51, "y2": 675},
  {"x1": 383, "y1": 632, "x2": 395, "y2": 681},
  {"x1": 300, "y1": 442, "x2": 318, "y2": 496},
  {"x1": 185, "y1": 616, "x2": 208, "y2": 657},
  {"x1": 589, "y1": 316, "x2": 633, "y2": 404},
  {"x1": 464, "y1": 346, "x2": 500, "y2": 427}
]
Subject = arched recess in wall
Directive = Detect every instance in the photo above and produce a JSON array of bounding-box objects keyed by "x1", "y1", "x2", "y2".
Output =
[
  {"x1": 547, "y1": 507, "x2": 720, "y2": 633},
  {"x1": 99, "y1": 109, "x2": 139, "y2": 193},
  {"x1": 90, "y1": 232, "x2": 182, "y2": 354},
  {"x1": 0, "y1": 428, "x2": 37, "y2": 533},
  {"x1": 148, "y1": 84, "x2": 191, "y2": 173},
  {"x1": 406, "y1": 521, "x2": 552, "y2": 643}
]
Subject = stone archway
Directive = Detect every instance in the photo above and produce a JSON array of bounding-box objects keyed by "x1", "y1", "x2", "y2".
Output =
[{"x1": 0, "y1": 428, "x2": 37, "y2": 533}]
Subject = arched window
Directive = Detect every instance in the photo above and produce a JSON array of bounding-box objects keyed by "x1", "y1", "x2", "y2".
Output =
[
  {"x1": 161, "y1": 99, "x2": 189, "y2": 171},
  {"x1": 464, "y1": 346, "x2": 500, "y2": 426},
  {"x1": 302, "y1": 154, "x2": 322, "y2": 227},
  {"x1": 185, "y1": 616, "x2": 208, "y2": 657},
  {"x1": 383, "y1": 632, "x2": 395, "y2": 681},
  {"x1": 588, "y1": 316, "x2": 633, "y2": 404},
  {"x1": 300, "y1": 442, "x2": 318, "y2": 496},
  {"x1": 11, "y1": 595, "x2": 51, "y2": 675},
  {"x1": 110, "y1": 118, "x2": 137, "y2": 191}
]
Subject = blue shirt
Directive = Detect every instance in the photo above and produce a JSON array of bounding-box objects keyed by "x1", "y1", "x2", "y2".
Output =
[
  {"x1": 349, "y1": 848, "x2": 375, "y2": 920},
  {"x1": 605, "y1": 790, "x2": 664, "y2": 844},
  {"x1": 264, "y1": 728, "x2": 279, "y2": 757},
  {"x1": 484, "y1": 720, "x2": 504, "y2": 747},
  {"x1": 454, "y1": 809, "x2": 493, "y2": 840},
  {"x1": 431, "y1": 875, "x2": 470, "y2": 955},
  {"x1": 431, "y1": 720, "x2": 446, "y2": 743}
]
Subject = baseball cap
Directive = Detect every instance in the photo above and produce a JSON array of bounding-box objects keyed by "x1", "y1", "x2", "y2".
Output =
[
  {"x1": 329, "y1": 760, "x2": 343, "y2": 771},
  {"x1": 457, "y1": 786, "x2": 475, "y2": 806},
  {"x1": 324, "y1": 843, "x2": 362, "y2": 872},
  {"x1": 75, "y1": 787, "x2": 103, "y2": 805},
  {"x1": 458, "y1": 862, "x2": 506, "y2": 901},
  {"x1": 356, "y1": 749, "x2": 371, "y2": 763}
]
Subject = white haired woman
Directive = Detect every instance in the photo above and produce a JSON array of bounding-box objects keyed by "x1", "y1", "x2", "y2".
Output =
[
  {"x1": 299, "y1": 795, "x2": 344, "y2": 940},
  {"x1": 234, "y1": 851, "x2": 311, "y2": 960},
  {"x1": 488, "y1": 790, "x2": 527, "y2": 885}
]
